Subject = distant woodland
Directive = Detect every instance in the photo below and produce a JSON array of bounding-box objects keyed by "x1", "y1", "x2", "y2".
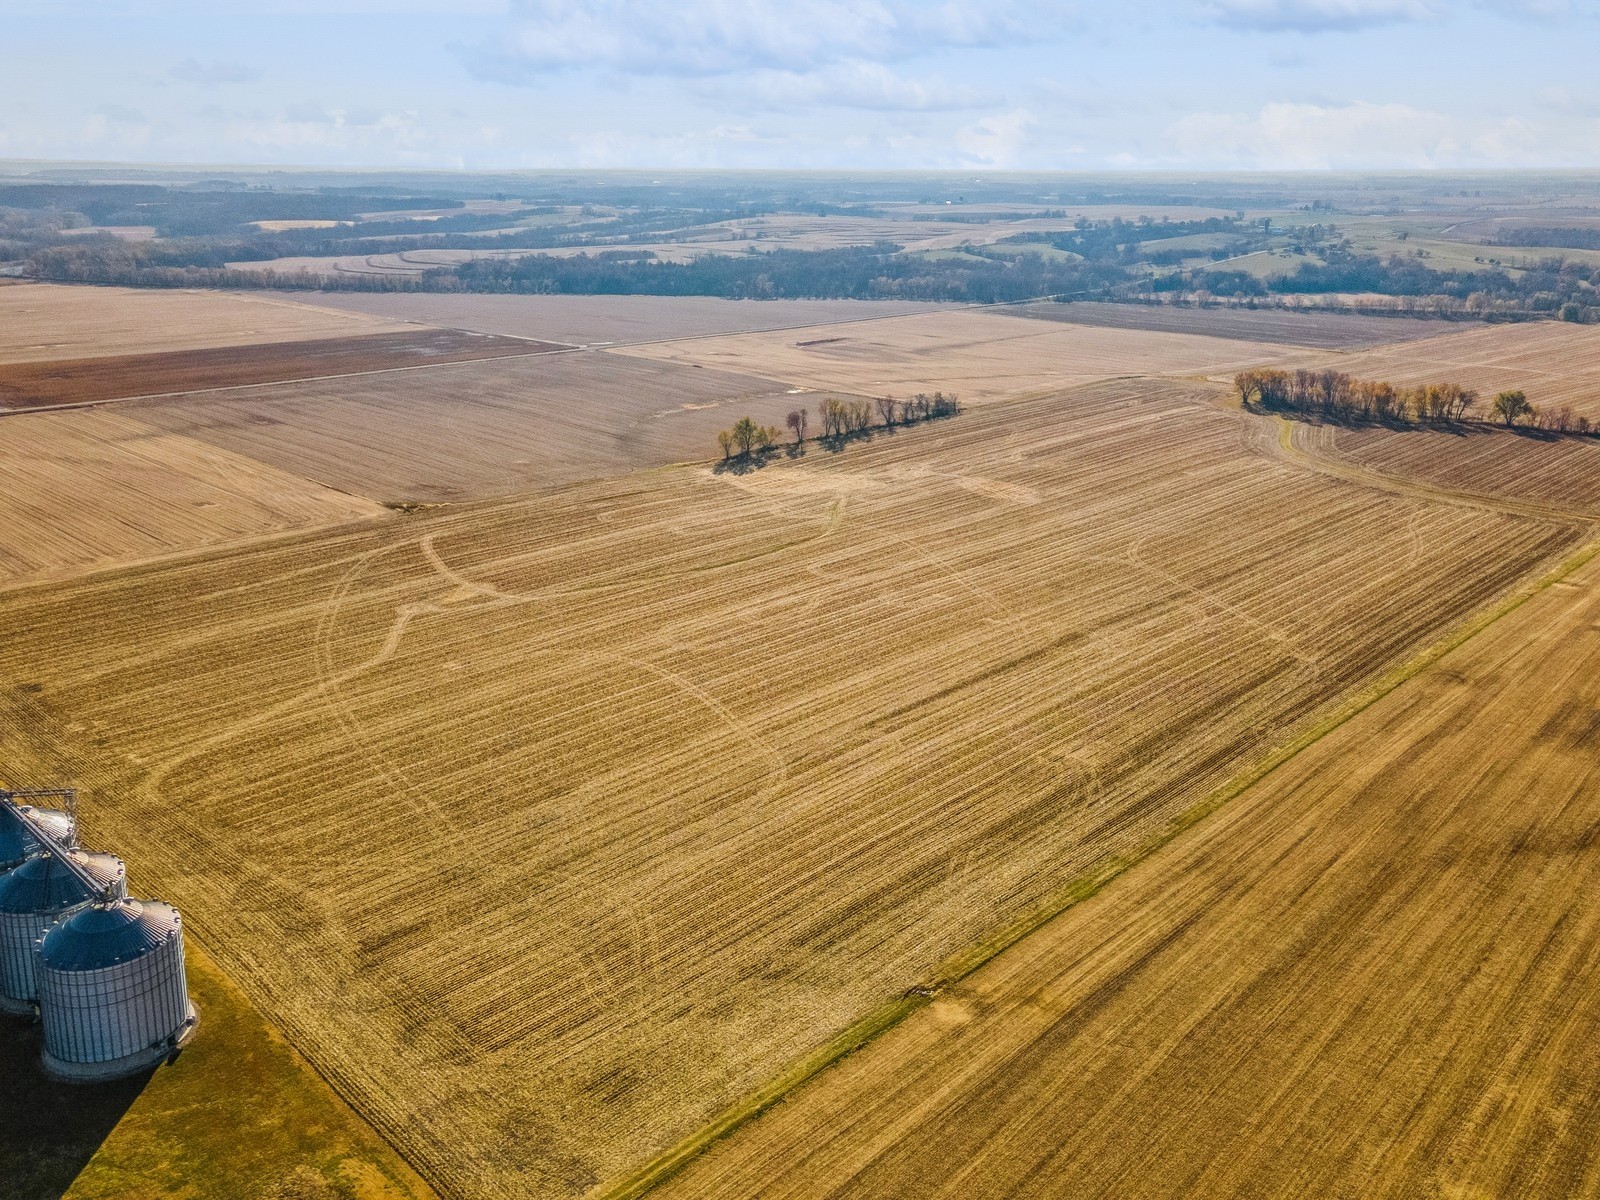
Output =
[{"x1": 4, "y1": 178, "x2": 1599, "y2": 321}]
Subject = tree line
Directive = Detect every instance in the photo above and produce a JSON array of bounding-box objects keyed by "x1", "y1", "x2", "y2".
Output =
[
  {"x1": 717, "y1": 392, "x2": 961, "y2": 462},
  {"x1": 1236, "y1": 368, "x2": 1588, "y2": 432}
]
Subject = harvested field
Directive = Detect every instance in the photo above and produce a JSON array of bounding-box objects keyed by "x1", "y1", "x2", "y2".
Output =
[
  {"x1": 615, "y1": 309, "x2": 1314, "y2": 404},
  {"x1": 0, "y1": 408, "x2": 385, "y2": 586},
  {"x1": 0, "y1": 283, "x2": 406, "y2": 364},
  {"x1": 125, "y1": 353, "x2": 845, "y2": 504},
  {"x1": 264, "y1": 292, "x2": 953, "y2": 346},
  {"x1": 654, "y1": 535, "x2": 1600, "y2": 1200},
  {"x1": 0, "y1": 379, "x2": 1578, "y2": 1200},
  {"x1": 1294, "y1": 321, "x2": 1600, "y2": 420},
  {"x1": 0, "y1": 329, "x2": 563, "y2": 410},
  {"x1": 1288, "y1": 420, "x2": 1600, "y2": 516},
  {"x1": 1003, "y1": 300, "x2": 1457, "y2": 349}
]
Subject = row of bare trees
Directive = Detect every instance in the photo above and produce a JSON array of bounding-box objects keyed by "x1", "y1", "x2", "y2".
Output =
[
  {"x1": 1236, "y1": 368, "x2": 1477, "y2": 423},
  {"x1": 717, "y1": 391, "x2": 962, "y2": 460},
  {"x1": 1235, "y1": 368, "x2": 1581, "y2": 431},
  {"x1": 716, "y1": 416, "x2": 781, "y2": 460}
]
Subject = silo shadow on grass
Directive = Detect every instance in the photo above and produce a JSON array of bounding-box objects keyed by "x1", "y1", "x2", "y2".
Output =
[{"x1": 0, "y1": 1012, "x2": 151, "y2": 1200}]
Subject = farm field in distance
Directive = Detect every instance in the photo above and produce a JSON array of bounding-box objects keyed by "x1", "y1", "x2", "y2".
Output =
[
  {"x1": 263, "y1": 292, "x2": 957, "y2": 346},
  {"x1": 1003, "y1": 300, "x2": 1455, "y2": 349},
  {"x1": 653, "y1": 532, "x2": 1600, "y2": 1200},
  {"x1": 0, "y1": 283, "x2": 408, "y2": 363},
  {"x1": 614, "y1": 309, "x2": 1315, "y2": 404},
  {"x1": 123, "y1": 352, "x2": 854, "y2": 504},
  {"x1": 0, "y1": 376, "x2": 1582, "y2": 1199},
  {"x1": 0, "y1": 328, "x2": 560, "y2": 410}
]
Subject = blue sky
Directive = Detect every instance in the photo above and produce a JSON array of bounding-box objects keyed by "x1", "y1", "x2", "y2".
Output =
[{"x1": 1, "y1": 0, "x2": 1596, "y2": 170}]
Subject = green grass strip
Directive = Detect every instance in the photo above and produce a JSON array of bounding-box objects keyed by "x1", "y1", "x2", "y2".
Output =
[{"x1": 599, "y1": 534, "x2": 1600, "y2": 1200}]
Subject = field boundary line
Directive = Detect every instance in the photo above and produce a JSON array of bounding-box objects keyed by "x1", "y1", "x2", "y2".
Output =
[{"x1": 596, "y1": 531, "x2": 1600, "y2": 1200}]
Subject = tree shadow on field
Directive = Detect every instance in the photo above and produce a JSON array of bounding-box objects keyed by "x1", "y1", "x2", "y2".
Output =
[
  {"x1": 712, "y1": 451, "x2": 776, "y2": 476},
  {"x1": 0, "y1": 1012, "x2": 152, "y2": 1199},
  {"x1": 1255, "y1": 403, "x2": 1592, "y2": 443}
]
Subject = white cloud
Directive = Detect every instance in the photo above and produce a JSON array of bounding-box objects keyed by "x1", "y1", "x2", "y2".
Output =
[
  {"x1": 94, "y1": 102, "x2": 148, "y2": 124},
  {"x1": 470, "y1": 0, "x2": 1042, "y2": 80},
  {"x1": 954, "y1": 107, "x2": 1035, "y2": 165},
  {"x1": 1169, "y1": 100, "x2": 1453, "y2": 166},
  {"x1": 1163, "y1": 99, "x2": 1600, "y2": 168},
  {"x1": 724, "y1": 61, "x2": 995, "y2": 112},
  {"x1": 1206, "y1": 0, "x2": 1441, "y2": 31},
  {"x1": 169, "y1": 58, "x2": 261, "y2": 85}
]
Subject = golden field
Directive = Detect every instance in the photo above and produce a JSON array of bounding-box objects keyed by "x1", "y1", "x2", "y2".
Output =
[
  {"x1": 0, "y1": 283, "x2": 406, "y2": 364},
  {"x1": 0, "y1": 408, "x2": 385, "y2": 587},
  {"x1": 655, "y1": 526, "x2": 1600, "y2": 1200},
  {"x1": 0, "y1": 377, "x2": 1580, "y2": 1199},
  {"x1": 6, "y1": 284, "x2": 1600, "y2": 1200}
]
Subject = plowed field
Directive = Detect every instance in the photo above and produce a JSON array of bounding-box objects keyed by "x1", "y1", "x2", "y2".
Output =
[
  {"x1": 614, "y1": 310, "x2": 1315, "y2": 404},
  {"x1": 125, "y1": 353, "x2": 850, "y2": 504},
  {"x1": 0, "y1": 329, "x2": 561, "y2": 409},
  {"x1": 0, "y1": 379, "x2": 1577, "y2": 1200},
  {"x1": 653, "y1": 529, "x2": 1600, "y2": 1200},
  {"x1": 1003, "y1": 300, "x2": 1454, "y2": 349}
]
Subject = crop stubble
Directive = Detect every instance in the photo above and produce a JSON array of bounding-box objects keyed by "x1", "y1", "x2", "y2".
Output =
[
  {"x1": 0, "y1": 283, "x2": 406, "y2": 364},
  {"x1": 0, "y1": 379, "x2": 1578, "y2": 1199},
  {"x1": 0, "y1": 408, "x2": 385, "y2": 586},
  {"x1": 1290, "y1": 420, "x2": 1600, "y2": 516},
  {"x1": 653, "y1": 532, "x2": 1600, "y2": 1200}
]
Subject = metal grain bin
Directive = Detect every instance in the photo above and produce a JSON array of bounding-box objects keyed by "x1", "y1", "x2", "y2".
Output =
[
  {"x1": 0, "y1": 849, "x2": 126, "y2": 1014},
  {"x1": 38, "y1": 897, "x2": 197, "y2": 1082},
  {"x1": 0, "y1": 805, "x2": 76, "y2": 871}
]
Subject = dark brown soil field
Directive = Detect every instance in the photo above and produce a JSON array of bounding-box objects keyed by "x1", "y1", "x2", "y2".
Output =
[
  {"x1": 0, "y1": 329, "x2": 565, "y2": 409},
  {"x1": 1003, "y1": 300, "x2": 1465, "y2": 349}
]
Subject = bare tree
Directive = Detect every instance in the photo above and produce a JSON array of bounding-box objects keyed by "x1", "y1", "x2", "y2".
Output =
[
  {"x1": 786, "y1": 408, "x2": 808, "y2": 444},
  {"x1": 875, "y1": 396, "x2": 897, "y2": 427}
]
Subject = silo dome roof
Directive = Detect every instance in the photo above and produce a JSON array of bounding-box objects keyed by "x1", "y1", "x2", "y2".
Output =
[
  {"x1": 0, "y1": 806, "x2": 73, "y2": 865},
  {"x1": 0, "y1": 850, "x2": 124, "y2": 914},
  {"x1": 41, "y1": 898, "x2": 180, "y2": 971}
]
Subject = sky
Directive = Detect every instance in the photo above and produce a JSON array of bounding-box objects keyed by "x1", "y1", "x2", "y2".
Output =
[{"x1": 0, "y1": 0, "x2": 1597, "y2": 171}]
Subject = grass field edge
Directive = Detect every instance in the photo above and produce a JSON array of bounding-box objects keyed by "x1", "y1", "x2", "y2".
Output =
[{"x1": 593, "y1": 530, "x2": 1600, "y2": 1200}]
